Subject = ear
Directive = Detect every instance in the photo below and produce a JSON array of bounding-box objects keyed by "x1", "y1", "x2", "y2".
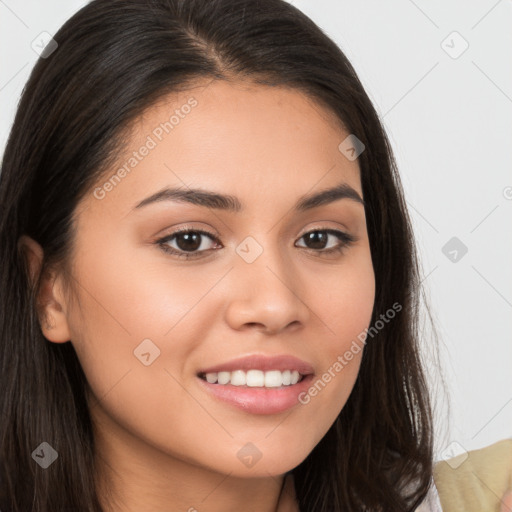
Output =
[{"x1": 18, "y1": 235, "x2": 72, "y2": 343}]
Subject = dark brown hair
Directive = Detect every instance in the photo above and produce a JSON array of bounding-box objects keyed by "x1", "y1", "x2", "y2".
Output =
[{"x1": 0, "y1": 0, "x2": 436, "y2": 510}]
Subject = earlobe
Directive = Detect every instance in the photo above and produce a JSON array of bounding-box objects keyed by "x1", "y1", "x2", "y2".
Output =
[{"x1": 18, "y1": 235, "x2": 72, "y2": 344}]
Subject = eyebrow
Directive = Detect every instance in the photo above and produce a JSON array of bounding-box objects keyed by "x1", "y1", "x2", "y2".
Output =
[{"x1": 133, "y1": 182, "x2": 365, "y2": 212}]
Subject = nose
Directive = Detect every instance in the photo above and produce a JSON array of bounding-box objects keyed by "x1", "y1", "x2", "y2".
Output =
[{"x1": 223, "y1": 244, "x2": 311, "y2": 335}]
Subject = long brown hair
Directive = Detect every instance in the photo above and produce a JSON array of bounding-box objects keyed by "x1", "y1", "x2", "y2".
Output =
[{"x1": 0, "y1": 0, "x2": 436, "y2": 510}]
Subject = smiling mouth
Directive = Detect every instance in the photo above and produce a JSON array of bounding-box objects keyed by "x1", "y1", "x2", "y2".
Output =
[{"x1": 197, "y1": 369, "x2": 306, "y2": 388}]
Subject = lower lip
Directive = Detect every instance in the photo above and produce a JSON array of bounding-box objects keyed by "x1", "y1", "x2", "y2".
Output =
[{"x1": 196, "y1": 374, "x2": 315, "y2": 415}]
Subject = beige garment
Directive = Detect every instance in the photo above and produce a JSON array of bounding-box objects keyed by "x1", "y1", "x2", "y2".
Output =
[
  {"x1": 277, "y1": 440, "x2": 512, "y2": 512},
  {"x1": 433, "y1": 438, "x2": 512, "y2": 512}
]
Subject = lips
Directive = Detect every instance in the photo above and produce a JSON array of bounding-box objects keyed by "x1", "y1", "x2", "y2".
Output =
[
  {"x1": 197, "y1": 372, "x2": 316, "y2": 415},
  {"x1": 196, "y1": 354, "x2": 315, "y2": 376},
  {"x1": 195, "y1": 354, "x2": 316, "y2": 414}
]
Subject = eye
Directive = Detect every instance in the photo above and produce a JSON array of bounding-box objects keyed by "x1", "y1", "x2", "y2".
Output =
[
  {"x1": 295, "y1": 228, "x2": 356, "y2": 256},
  {"x1": 156, "y1": 228, "x2": 221, "y2": 259},
  {"x1": 156, "y1": 227, "x2": 357, "y2": 260}
]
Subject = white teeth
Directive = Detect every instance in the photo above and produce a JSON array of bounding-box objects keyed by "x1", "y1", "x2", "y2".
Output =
[
  {"x1": 230, "y1": 370, "x2": 246, "y2": 386},
  {"x1": 205, "y1": 373, "x2": 217, "y2": 384},
  {"x1": 264, "y1": 370, "x2": 282, "y2": 387},
  {"x1": 246, "y1": 369, "x2": 265, "y2": 387},
  {"x1": 202, "y1": 369, "x2": 304, "y2": 387},
  {"x1": 217, "y1": 371, "x2": 230, "y2": 385}
]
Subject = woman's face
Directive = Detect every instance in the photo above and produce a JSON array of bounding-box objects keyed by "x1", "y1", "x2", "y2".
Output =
[{"x1": 45, "y1": 79, "x2": 375, "y2": 479}]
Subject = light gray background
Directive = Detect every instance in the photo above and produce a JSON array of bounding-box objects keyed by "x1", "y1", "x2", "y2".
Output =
[{"x1": 1, "y1": 0, "x2": 511, "y2": 461}]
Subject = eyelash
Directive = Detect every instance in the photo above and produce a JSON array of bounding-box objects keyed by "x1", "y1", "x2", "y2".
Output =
[{"x1": 156, "y1": 226, "x2": 357, "y2": 260}]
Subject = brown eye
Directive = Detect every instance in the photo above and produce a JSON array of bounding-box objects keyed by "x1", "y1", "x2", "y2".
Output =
[
  {"x1": 295, "y1": 229, "x2": 356, "y2": 255},
  {"x1": 157, "y1": 229, "x2": 221, "y2": 259}
]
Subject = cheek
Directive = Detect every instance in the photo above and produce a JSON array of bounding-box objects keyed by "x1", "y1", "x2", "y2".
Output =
[
  {"x1": 294, "y1": 248, "x2": 375, "y2": 437},
  {"x1": 65, "y1": 243, "x2": 205, "y2": 404},
  {"x1": 328, "y1": 263, "x2": 375, "y2": 352},
  {"x1": 69, "y1": 233, "x2": 222, "y2": 344},
  {"x1": 66, "y1": 242, "x2": 231, "y2": 420},
  {"x1": 311, "y1": 245, "x2": 375, "y2": 354},
  {"x1": 66, "y1": 256, "x2": 232, "y2": 470}
]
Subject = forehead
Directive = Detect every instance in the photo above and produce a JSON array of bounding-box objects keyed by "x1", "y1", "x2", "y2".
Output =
[{"x1": 82, "y1": 79, "x2": 362, "y2": 219}]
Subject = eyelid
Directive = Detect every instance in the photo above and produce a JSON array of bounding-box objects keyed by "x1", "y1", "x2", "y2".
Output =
[
  {"x1": 155, "y1": 225, "x2": 220, "y2": 259},
  {"x1": 155, "y1": 224, "x2": 219, "y2": 243},
  {"x1": 155, "y1": 224, "x2": 357, "y2": 259},
  {"x1": 298, "y1": 222, "x2": 352, "y2": 237}
]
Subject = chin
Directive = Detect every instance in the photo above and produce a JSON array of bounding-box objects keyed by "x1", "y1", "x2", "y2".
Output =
[{"x1": 206, "y1": 443, "x2": 313, "y2": 478}]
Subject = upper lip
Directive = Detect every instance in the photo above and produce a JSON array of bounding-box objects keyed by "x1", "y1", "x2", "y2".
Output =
[{"x1": 197, "y1": 354, "x2": 315, "y2": 376}]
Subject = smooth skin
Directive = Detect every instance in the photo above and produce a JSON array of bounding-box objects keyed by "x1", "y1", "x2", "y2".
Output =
[
  {"x1": 20, "y1": 79, "x2": 375, "y2": 512},
  {"x1": 502, "y1": 490, "x2": 512, "y2": 512}
]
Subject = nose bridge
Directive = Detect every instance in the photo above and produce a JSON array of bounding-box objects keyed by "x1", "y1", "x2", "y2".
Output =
[
  {"x1": 236, "y1": 233, "x2": 292, "y2": 292},
  {"x1": 224, "y1": 233, "x2": 310, "y2": 332}
]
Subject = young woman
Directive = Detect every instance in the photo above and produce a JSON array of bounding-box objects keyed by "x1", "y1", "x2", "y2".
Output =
[{"x1": 0, "y1": 0, "x2": 443, "y2": 510}]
